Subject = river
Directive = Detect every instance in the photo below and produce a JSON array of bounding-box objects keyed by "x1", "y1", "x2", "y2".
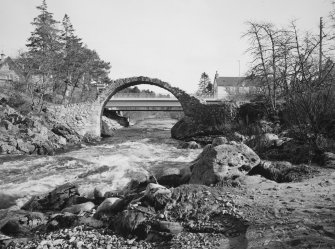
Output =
[{"x1": 0, "y1": 118, "x2": 201, "y2": 209}]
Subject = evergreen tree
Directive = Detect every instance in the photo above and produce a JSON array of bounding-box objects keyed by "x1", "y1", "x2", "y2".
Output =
[
  {"x1": 196, "y1": 72, "x2": 213, "y2": 97},
  {"x1": 59, "y1": 14, "x2": 84, "y2": 103},
  {"x1": 25, "y1": 0, "x2": 62, "y2": 107},
  {"x1": 26, "y1": 0, "x2": 62, "y2": 77}
]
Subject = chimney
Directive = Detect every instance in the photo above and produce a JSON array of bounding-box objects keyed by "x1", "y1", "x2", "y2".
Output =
[{"x1": 214, "y1": 71, "x2": 219, "y2": 80}]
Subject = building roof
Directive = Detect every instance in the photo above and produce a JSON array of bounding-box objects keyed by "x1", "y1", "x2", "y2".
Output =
[
  {"x1": 215, "y1": 76, "x2": 260, "y2": 87},
  {"x1": 0, "y1": 57, "x2": 25, "y2": 78}
]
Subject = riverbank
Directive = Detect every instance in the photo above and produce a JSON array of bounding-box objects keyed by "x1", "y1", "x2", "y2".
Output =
[{"x1": 0, "y1": 118, "x2": 334, "y2": 248}]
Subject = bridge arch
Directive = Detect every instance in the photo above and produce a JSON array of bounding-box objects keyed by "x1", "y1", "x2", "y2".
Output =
[
  {"x1": 47, "y1": 76, "x2": 236, "y2": 139},
  {"x1": 97, "y1": 76, "x2": 201, "y2": 116}
]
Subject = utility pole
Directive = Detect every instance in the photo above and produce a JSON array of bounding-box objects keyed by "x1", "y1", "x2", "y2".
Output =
[{"x1": 319, "y1": 17, "x2": 323, "y2": 80}]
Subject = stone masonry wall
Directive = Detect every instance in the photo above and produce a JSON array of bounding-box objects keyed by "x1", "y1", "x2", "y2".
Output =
[
  {"x1": 47, "y1": 101, "x2": 101, "y2": 137},
  {"x1": 46, "y1": 76, "x2": 237, "y2": 139}
]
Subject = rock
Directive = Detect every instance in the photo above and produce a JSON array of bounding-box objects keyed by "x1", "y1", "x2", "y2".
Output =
[
  {"x1": 101, "y1": 116, "x2": 122, "y2": 137},
  {"x1": 248, "y1": 133, "x2": 279, "y2": 152},
  {"x1": 322, "y1": 152, "x2": 335, "y2": 169},
  {"x1": 0, "y1": 210, "x2": 46, "y2": 237},
  {"x1": 51, "y1": 124, "x2": 81, "y2": 144},
  {"x1": 190, "y1": 142, "x2": 260, "y2": 185},
  {"x1": 113, "y1": 210, "x2": 147, "y2": 237},
  {"x1": 16, "y1": 139, "x2": 35, "y2": 154},
  {"x1": 22, "y1": 183, "x2": 80, "y2": 212},
  {"x1": 157, "y1": 168, "x2": 183, "y2": 187},
  {"x1": 95, "y1": 198, "x2": 123, "y2": 218},
  {"x1": 0, "y1": 143, "x2": 17, "y2": 154},
  {"x1": 144, "y1": 183, "x2": 172, "y2": 209},
  {"x1": 179, "y1": 141, "x2": 201, "y2": 149},
  {"x1": 0, "y1": 193, "x2": 17, "y2": 209},
  {"x1": 47, "y1": 212, "x2": 78, "y2": 231},
  {"x1": 78, "y1": 216, "x2": 103, "y2": 228},
  {"x1": 212, "y1": 136, "x2": 228, "y2": 147},
  {"x1": 153, "y1": 221, "x2": 183, "y2": 235},
  {"x1": 61, "y1": 202, "x2": 95, "y2": 214},
  {"x1": 0, "y1": 220, "x2": 30, "y2": 237},
  {"x1": 248, "y1": 161, "x2": 319, "y2": 183},
  {"x1": 261, "y1": 139, "x2": 313, "y2": 164}
]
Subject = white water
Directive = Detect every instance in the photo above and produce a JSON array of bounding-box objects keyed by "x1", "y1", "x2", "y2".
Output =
[{"x1": 0, "y1": 119, "x2": 201, "y2": 209}]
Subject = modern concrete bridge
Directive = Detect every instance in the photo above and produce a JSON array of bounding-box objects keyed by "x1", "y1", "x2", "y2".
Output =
[{"x1": 105, "y1": 97, "x2": 223, "y2": 111}]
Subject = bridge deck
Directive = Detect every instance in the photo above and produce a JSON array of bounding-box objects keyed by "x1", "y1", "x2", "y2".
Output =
[{"x1": 104, "y1": 98, "x2": 223, "y2": 111}]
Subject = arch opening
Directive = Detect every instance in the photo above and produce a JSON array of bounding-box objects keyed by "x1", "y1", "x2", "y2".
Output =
[{"x1": 98, "y1": 78, "x2": 193, "y2": 137}]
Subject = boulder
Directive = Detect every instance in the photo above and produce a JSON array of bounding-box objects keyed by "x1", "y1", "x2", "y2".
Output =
[
  {"x1": 0, "y1": 210, "x2": 46, "y2": 237},
  {"x1": 95, "y1": 198, "x2": 123, "y2": 218},
  {"x1": 144, "y1": 183, "x2": 172, "y2": 209},
  {"x1": 212, "y1": 136, "x2": 228, "y2": 147},
  {"x1": 101, "y1": 116, "x2": 122, "y2": 137},
  {"x1": 51, "y1": 124, "x2": 81, "y2": 144},
  {"x1": 22, "y1": 183, "x2": 80, "y2": 212},
  {"x1": 179, "y1": 141, "x2": 201, "y2": 149},
  {"x1": 247, "y1": 133, "x2": 279, "y2": 152},
  {"x1": 248, "y1": 161, "x2": 319, "y2": 183},
  {"x1": 16, "y1": 139, "x2": 35, "y2": 154},
  {"x1": 47, "y1": 212, "x2": 78, "y2": 231},
  {"x1": 261, "y1": 139, "x2": 312, "y2": 164},
  {"x1": 113, "y1": 210, "x2": 147, "y2": 237},
  {"x1": 0, "y1": 143, "x2": 17, "y2": 154},
  {"x1": 157, "y1": 168, "x2": 183, "y2": 187},
  {"x1": 61, "y1": 202, "x2": 95, "y2": 214},
  {"x1": 190, "y1": 142, "x2": 260, "y2": 185}
]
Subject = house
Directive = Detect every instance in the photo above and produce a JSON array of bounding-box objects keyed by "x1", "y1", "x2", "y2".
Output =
[
  {"x1": 0, "y1": 53, "x2": 24, "y2": 85},
  {"x1": 213, "y1": 72, "x2": 261, "y2": 101}
]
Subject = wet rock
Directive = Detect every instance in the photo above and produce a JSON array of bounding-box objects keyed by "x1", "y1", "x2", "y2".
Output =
[
  {"x1": 179, "y1": 141, "x2": 201, "y2": 149},
  {"x1": 190, "y1": 142, "x2": 260, "y2": 185},
  {"x1": 101, "y1": 116, "x2": 122, "y2": 137},
  {"x1": 248, "y1": 161, "x2": 319, "y2": 183},
  {"x1": 22, "y1": 183, "x2": 80, "y2": 212},
  {"x1": 61, "y1": 202, "x2": 95, "y2": 214},
  {"x1": 144, "y1": 183, "x2": 172, "y2": 209},
  {"x1": 95, "y1": 198, "x2": 123, "y2": 218},
  {"x1": 212, "y1": 136, "x2": 228, "y2": 147},
  {"x1": 0, "y1": 193, "x2": 17, "y2": 209}
]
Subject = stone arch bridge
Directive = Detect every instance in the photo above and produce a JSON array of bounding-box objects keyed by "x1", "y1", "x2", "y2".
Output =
[{"x1": 47, "y1": 77, "x2": 236, "y2": 140}]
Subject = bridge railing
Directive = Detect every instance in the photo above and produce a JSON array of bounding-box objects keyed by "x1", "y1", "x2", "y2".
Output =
[{"x1": 111, "y1": 93, "x2": 173, "y2": 98}]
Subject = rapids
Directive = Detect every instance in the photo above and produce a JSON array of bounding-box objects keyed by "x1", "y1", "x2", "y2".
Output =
[{"x1": 0, "y1": 118, "x2": 201, "y2": 209}]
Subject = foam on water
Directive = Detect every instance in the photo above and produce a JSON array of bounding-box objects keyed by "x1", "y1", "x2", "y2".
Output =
[{"x1": 0, "y1": 118, "x2": 201, "y2": 208}]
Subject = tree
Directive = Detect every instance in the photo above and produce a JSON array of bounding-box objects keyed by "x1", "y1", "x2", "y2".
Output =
[
  {"x1": 196, "y1": 72, "x2": 213, "y2": 97},
  {"x1": 25, "y1": 0, "x2": 62, "y2": 109}
]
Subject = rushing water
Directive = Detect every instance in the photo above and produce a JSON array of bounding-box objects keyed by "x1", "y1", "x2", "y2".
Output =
[{"x1": 0, "y1": 118, "x2": 201, "y2": 209}]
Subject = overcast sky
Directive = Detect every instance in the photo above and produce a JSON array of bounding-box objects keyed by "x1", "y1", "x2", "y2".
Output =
[{"x1": 0, "y1": 0, "x2": 332, "y2": 93}]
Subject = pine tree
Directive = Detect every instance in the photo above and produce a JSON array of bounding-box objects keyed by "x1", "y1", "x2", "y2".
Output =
[
  {"x1": 60, "y1": 14, "x2": 84, "y2": 103},
  {"x1": 196, "y1": 72, "x2": 212, "y2": 97},
  {"x1": 26, "y1": 0, "x2": 62, "y2": 107}
]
